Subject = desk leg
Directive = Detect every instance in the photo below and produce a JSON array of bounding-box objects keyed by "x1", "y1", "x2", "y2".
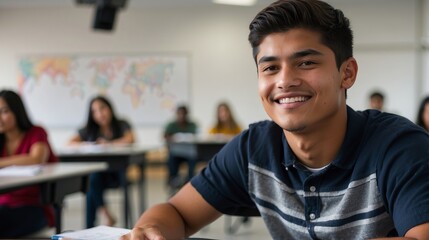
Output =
[
  {"x1": 138, "y1": 164, "x2": 146, "y2": 215},
  {"x1": 54, "y1": 203, "x2": 62, "y2": 234},
  {"x1": 123, "y1": 180, "x2": 130, "y2": 228}
]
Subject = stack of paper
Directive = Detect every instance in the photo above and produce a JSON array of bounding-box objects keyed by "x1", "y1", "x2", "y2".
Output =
[
  {"x1": 51, "y1": 225, "x2": 131, "y2": 240},
  {"x1": 0, "y1": 165, "x2": 42, "y2": 176}
]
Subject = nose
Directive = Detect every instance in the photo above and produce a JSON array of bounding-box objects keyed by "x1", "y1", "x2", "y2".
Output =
[{"x1": 276, "y1": 66, "x2": 301, "y2": 89}]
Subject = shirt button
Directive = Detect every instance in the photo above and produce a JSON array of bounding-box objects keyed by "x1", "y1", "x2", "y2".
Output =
[
  {"x1": 310, "y1": 186, "x2": 316, "y2": 192},
  {"x1": 309, "y1": 213, "x2": 316, "y2": 220}
]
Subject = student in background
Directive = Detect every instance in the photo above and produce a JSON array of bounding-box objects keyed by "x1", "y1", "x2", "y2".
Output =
[
  {"x1": 164, "y1": 105, "x2": 198, "y2": 190},
  {"x1": 208, "y1": 102, "x2": 242, "y2": 140},
  {"x1": 0, "y1": 89, "x2": 58, "y2": 238},
  {"x1": 369, "y1": 90, "x2": 385, "y2": 111},
  {"x1": 69, "y1": 95, "x2": 135, "y2": 228},
  {"x1": 416, "y1": 96, "x2": 429, "y2": 132},
  {"x1": 121, "y1": 0, "x2": 429, "y2": 239}
]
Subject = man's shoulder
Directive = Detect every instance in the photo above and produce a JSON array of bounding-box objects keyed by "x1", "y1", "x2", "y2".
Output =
[
  {"x1": 248, "y1": 119, "x2": 282, "y2": 131},
  {"x1": 248, "y1": 119, "x2": 279, "y2": 129},
  {"x1": 164, "y1": 121, "x2": 176, "y2": 128},
  {"x1": 359, "y1": 109, "x2": 420, "y2": 132},
  {"x1": 246, "y1": 120, "x2": 283, "y2": 140},
  {"x1": 352, "y1": 109, "x2": 428, "y2": 149}
]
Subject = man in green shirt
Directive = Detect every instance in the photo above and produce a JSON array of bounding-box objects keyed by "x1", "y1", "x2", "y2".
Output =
[{"x1": 164, "y1": 105, "x2": 198, "y2": 191}]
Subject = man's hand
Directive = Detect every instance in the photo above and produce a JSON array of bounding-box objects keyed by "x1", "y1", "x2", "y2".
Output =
[{"x1": 120, "y1": 226, "x2": 166, "y2": 240}]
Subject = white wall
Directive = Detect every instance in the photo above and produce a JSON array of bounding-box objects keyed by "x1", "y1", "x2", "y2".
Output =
[{"x1": 0, "y1": 0, "x2": 426, "y2": 150}]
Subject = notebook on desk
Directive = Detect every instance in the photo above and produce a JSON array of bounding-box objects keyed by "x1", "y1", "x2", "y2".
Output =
[
  {"x1": 0, "y1": 165, "x2": 42, "y2": 176},
  {"x1": 51, "y1": 225, "x2": 131, "y2": 240}
]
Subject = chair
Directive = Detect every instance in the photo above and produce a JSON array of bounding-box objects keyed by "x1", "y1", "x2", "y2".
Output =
[{"x1": 224, "y1": 208, "x2": 260, "y2": 234}]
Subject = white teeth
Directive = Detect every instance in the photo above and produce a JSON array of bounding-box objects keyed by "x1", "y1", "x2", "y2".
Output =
[{"x1": 279, "y1": 96, "x2": 308, "y2": 104}]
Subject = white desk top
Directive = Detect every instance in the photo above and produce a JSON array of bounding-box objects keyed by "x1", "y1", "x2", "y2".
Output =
[
  {"x1": 56, "y1": 144, "x2": 160, "y2": 157},
  {"x1": 0, "y1": 162, "x2": 107, "y2": 191}
]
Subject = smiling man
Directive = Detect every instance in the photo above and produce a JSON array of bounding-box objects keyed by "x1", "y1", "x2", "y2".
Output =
[{"x1": 122, "y1": 0, "x2": 429, "y2": 239}]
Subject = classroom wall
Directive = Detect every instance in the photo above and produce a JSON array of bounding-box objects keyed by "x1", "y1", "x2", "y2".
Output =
[{"x1": 0, "y1": 0, "x2": 426, "y2": 150}]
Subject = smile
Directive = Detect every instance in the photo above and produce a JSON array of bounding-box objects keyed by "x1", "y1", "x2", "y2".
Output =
[{"x1": 278, "y1": 96, "x2": 309, "y2": 104}]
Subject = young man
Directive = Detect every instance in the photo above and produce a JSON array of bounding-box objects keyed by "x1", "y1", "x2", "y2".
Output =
[
  {"x1": 164, "y1": 105, "x2": 198, "y2": 192},
  {"x1": 122, "y1": 0, "x2": 429, "y2": 239}
]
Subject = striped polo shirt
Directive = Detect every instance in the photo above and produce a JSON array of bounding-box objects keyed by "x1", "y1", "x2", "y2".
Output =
[{"x1": 191, "y1": 106, "x2": 429, "y2": 239}]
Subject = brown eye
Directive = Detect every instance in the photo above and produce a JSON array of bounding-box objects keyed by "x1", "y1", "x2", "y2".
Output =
[
  {"x1": 299, "y1": 61, "x2": 316, "y2": 67},
  {"x1": 263, "y1": 65, "x2": 279, "y2": 72}
]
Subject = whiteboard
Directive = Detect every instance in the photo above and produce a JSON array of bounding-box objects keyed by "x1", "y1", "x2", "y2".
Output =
[{"x1": 17, "y1": 54, "x2": 190, "y2": 128}]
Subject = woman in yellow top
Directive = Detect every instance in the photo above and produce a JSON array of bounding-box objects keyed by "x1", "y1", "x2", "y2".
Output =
[{"x1": 209, "y1": 102, "x2": 242, "y2": 139}]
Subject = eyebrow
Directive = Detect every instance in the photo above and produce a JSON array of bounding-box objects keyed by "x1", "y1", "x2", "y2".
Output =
[
  {"x1": 257, "y1": 56, "x2": 278, "y2": 65},
  {"x1": 289, "y1": 49, "x2": 323, "y2": 60},
  {"x1": 257, "y1": 49, "x2": 323, "y2": 66}
]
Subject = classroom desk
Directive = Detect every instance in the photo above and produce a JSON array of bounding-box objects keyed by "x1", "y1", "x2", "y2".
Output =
[
  {"x1": 167, "y1": 140, "x2": 227, "y2": 162},
  {"x1": 0, "y1": 162, "x2": 107, "y2": 234},
  {"x1": 56, "y1": 144, "x2": 154, "y2": 228}
]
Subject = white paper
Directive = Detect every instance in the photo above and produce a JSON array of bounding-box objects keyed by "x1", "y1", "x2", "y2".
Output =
[
  {"x1": 52, "y1": 225, "x2": 131, "y2": 240},
  {"x1": 0, "y1": 165, "x2": 42, "y2": 176}
]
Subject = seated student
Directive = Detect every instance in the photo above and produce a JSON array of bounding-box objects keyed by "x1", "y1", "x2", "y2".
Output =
[
  {"x1": 208, "y1": 101, "x2": 242, "y2": 141},
  {"x1": 164, "y1": 105, "x2": 198, "y2": 190},
  {"x1": 69, "y1": 95, "x2": 135, "y2": 228},
  {"x1": 415, "y1": 96, "x2": 429, "y2": 132},
  {"x1": 0, "y1": 89, "x2": 58, "y2": 238},
  {"x1": 121, "y1": 0, "x2": 429, "y2": 239}
]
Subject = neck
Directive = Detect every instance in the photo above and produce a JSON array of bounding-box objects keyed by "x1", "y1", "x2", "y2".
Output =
[
  {"x1": 5, "y1": 127, "x2": 24, "y2": 142},
  {"x1": 285, "y1": 107, "x2": 348, "y2": 168}
]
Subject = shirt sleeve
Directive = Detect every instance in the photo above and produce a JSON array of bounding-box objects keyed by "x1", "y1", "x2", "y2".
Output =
[
  {"x1": 119, "y1": 120, "x2": 132, "y2": 133},
  {"x1": 78, "y1": 127, "x2": 93, "y2": 142},
  {"x1": 377, "y1": 129, "x2": 429, "y2": 236},
  {"x1": 28, "y1": 126, "x2": 48, "y2": 143},
  {"x1": 191, "y1": 131, "x2": 259, "y2": 216}
]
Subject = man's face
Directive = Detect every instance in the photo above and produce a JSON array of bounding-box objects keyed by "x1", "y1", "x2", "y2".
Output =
[
  {"x1": 370, "y1": 97, "x2": 383, "y2": 111},
  {"x1": 256, "y1": 29, "x2": 353, "y2": 134}
]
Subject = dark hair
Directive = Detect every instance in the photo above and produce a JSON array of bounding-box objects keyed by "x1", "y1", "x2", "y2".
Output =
[
  {"x1": 0, "y1": 90, "x2": 34, "y2": 151},
  {"x1": 176, "y1": 105, "x2": 188, "y2": 115},
  {"x1": 416, "y1": 96, "x2": 429, "y2": 131},
  {"x1": 85, "y1": 95, "x2": 122, "y2": 140},
  {"x1": 0, "y1": 90, "x2": 33, "y2": 131},
  {"x1": 370, "y1": 91, "x2": 384, "y2": 100},
  {"x1": 248, "y1": 0, "x2": 353, "y2": 70}
]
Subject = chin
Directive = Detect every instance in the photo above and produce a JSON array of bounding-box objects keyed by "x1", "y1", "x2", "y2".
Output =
[{"x1": 277, "y1": 121, "x2": 306, "y2": 133}]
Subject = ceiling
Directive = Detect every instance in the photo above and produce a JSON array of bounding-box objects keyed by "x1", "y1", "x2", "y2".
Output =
[{"x1": 0, "y1": 0, "x2": 276, "y2": 8}]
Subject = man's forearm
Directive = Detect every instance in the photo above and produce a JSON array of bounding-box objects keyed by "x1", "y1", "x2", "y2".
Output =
[{"x1": 133, "y1": 202, "x2": 186, "y2": 239}]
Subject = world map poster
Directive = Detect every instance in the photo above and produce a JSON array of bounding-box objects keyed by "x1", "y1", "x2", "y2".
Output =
[{"x1": 17, "y1": 54, "x2": 189, "y2": 127}]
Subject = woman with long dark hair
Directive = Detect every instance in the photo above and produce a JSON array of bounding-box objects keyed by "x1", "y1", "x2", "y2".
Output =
[
  {"x1": 0, "y1": 89, "x2": 58, "y2": 237},
  {"x1": 69, "y1": 95, "x2": 135, "y2": 228}
]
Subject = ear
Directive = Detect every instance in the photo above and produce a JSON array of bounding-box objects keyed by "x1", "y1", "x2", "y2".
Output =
[{"x1": 340, "y1": 57, "x2": 358, "y2": 90}]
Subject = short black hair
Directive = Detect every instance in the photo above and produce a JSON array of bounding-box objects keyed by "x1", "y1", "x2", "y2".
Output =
[
  {"x1": 248, "y1": 0, "x2": 353, "y2": 70},
  {"x1": 370, "y1": 91, "x2": 385, "y2": 100},
  {"x1": 176, "y1": 104, "x2": 189, "y2": 115}
]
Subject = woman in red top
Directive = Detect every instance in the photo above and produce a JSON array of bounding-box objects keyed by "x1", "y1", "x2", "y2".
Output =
[{"x1": 0, "y1": 89, "x2": 58, "y2": 238}]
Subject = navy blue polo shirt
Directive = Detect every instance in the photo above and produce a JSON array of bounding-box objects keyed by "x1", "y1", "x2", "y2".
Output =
[{"x1": 191, "y1": 106, "x2": 429, "y2": 239}]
